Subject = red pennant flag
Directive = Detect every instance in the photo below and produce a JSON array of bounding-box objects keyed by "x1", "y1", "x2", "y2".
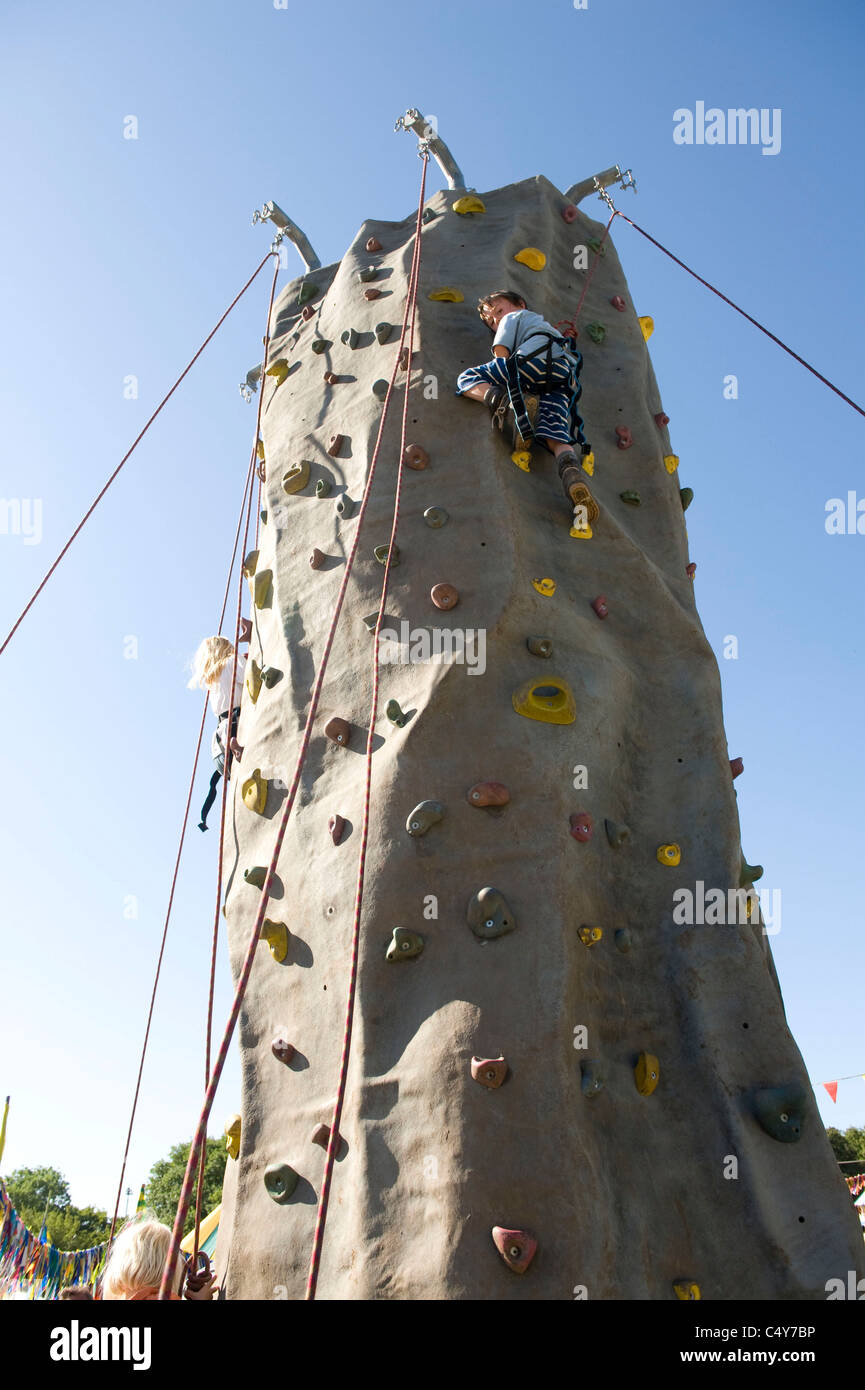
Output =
[{"x1": 823, "y1": 1081, "x2": 838, "y2": 1103}]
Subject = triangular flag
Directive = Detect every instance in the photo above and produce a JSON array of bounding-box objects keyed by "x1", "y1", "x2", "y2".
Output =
[
  {"x1": 823, "y1": 1081, "x2": 838, "y2": 1103},
  {"x1": 135, "y1": 1183, "x2": 146, "y2": 1215},
  {"x1": 0, "y1": 1096, "x2": 9, "y2": 1166}
]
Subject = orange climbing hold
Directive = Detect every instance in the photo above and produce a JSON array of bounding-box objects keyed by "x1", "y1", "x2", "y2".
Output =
[
  {"x1": 404, "y1": 443, "x2": 429, "y2": 471},
  {"x1": 467, "y1": 781, "x2": 510, "y2": 808},
  {"x1": 324, "y1": 716, "x2": 352, "y2": 747},
  {"x1": 471, "y1": 1056, "x2": 509, "y2": 1089},
  {"x1": 491, "y1": 1227, "x2": 537, "y2": 1274},
  {"x1": 327, "y1": 434, "x2": 344, "y2": 457},
  {"x1": 431, "y1": 583, "x2": 459, "y2": 611}
]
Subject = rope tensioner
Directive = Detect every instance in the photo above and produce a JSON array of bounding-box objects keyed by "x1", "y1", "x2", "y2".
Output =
[
  {"x1": 252, "y1": 200, "x2": 321, "y2": 272},
  {"x1": 394, "y1": 108, "x2": 466, "y2": 191}
]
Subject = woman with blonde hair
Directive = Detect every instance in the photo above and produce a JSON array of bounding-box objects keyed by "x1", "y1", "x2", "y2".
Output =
[
  {"x1": 188, "y1": 620, "x2": 251, "y2": 832},
  {"x1": 101, "y1": 1217, "x2": 217, "y2": 1301}
]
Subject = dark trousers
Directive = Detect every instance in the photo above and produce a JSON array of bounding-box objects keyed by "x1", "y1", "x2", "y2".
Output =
[{"x1": 199, "y1": 708, "x2": 239, "y2": 831}]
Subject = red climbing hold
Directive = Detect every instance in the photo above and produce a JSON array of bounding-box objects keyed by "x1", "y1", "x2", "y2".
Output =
[
  {"x1": 730, "y1": 757, "x2": 744, "y2": 779},
  {"x1": 569, "y1": 812, "x2": 593, "y2": 843},
  {"x1": 654, "y1": 411, "x2": 670, "y2": 428},
  {"x1": 471, "y1": 1056, "x2": 509, "y2": 1089},
  {"x1": 404, "y1": 443, "x2": 429, "y2": 471},
  {"x1": 399, "y1": 346, "x2": 410, "y2": 371},
  {"x1": 309, "y1": 548, "x2": 325, "y2": 570},
  {"x1": 492, "y1": 1226, "x2": 537, "y2": 1274},
  {"x1": 365, "y1": 236, "x2": 383, "y2": 253},
  {"x1": 328, "y1": 813, "x2": 346, "y2": 844},
  {"x1": 301, "y1": 305, "x2": 316, "y2": 322},
  {"x1": 324, "y1": 716, "x2": 352, "y2": 747},
  {"x1": 686, "y1": 562, "x2": 697, "y2": 580},
  {"x1": 431, "y1": 583, "x2": 459, "y2": 611},
  {"x1": 610, "y1": 295, "x2": 626, "y2": 312},
  {"x1": 615, "y1": 425, "x2": 633, "y2": 449},
  {"x1": 271, "y1": 1037, "x2": 295, "y2": 1065},
  {"x1": 591, "y1": 595, "x2": 609, "y2": 620},
  {"x1": 467, "y1": 781, "x2": 510, "y2": 808},
  {"x1": 561, "y1": 204, "x2": 578, "y2": 224},
  {"x1": 363, "y1": 288, "x2": 381, "y2": 301},
  {"x1": 327, "y1": 434, "x2": 344, "y2": 457}
]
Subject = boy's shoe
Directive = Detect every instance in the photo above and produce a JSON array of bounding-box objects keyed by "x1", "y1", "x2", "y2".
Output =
[
  {"x1": 483, "y1": 385, "x2": 507, "y2": 431},
  {"x1": 559, "y1": 456, "x2": 600, "y2": 525},
  {"x1": 509, "y1": 394, "x2": 539, "y2": 450}
]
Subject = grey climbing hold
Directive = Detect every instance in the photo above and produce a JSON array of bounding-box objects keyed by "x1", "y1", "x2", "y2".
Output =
[
  {"x1": 421, "y1": 207, "x2": 437, "y2": 223},
  {"x1": 614, "y1": 928, "x2": 631, "y2": 953},
  {"x1": 526, "y1": 636, "x2": 553, "y2": 658},
  {"x1": 581, "y1": 1060, "x2": 604, "y2": 1098},
  {"x1": 374, "y1": 543, "x2": 399, "y2": 566},
  {"x1": 260, "y1": 509, "x2": 268, "y2": 525},
  {"x1": 386, "y1": 698, "x2": 407, "y2": 727},
  {"x1": 739, "y1": 856, "x2": 764, "y2": 887},
  {"x1": 372, "y1": 379, "x2": 389, "y2": 399},
  {"x1": 406, "y1": 799, "x2": 444, "y2": 837},
  {"x1": 361, "y1": 612, "x2": 378, "y2": 633},
  {"x1": 260, "y1": 666, "x2": 283, "y2": 689},
  {"x1": 752, "y1": 1083, "x2": 806, "y2": 1143},
  {"x1": 358, "y1": 267, "x2": 378, "y2": 283},
  {"x1": 336, "y1": 494, "x2": 354, "y2": 519},
  {"x1": 264, "y1": 1162, "x2": 299, "y2": 1204},
  {"x1": 467, "y1": 887, "x2": 515, "y2": 941},
  {"x1": 341, "y1": 328, "x2": 360, "y2": 349},
  {"x1": 386, "y1": 927, "x2": 425, "y2": 962},
  {"x1": 423, "y1": 506, "x2": 449, "y2": 529},
  {"x1": 311, "y1": 338, "x2": 329, "y2": 354},
  {"x1": 605, "y1": 819, "x2": 631, "y2": 848},
  {"x1": 374, "y1": 322, "x2": 393, "y2": 345},
  {"x1": 316, "y1": 479, "x2": 332, "y2": 498},
  {"x1": 244, "y1": 866, "x2": 268, "y2": 889}
]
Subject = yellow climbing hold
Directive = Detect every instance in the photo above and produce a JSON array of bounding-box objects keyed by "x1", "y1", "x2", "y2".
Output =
[
  {"x1": 428, "y1": 287, "x2": 464, "y2": 302},
  {"x1": 512, "y1": 676, "x2": 576, "y2": 726},
  {"x1": 569, "y1": 522, "x2": 593, "y2": 540},
  {"x1": 242, "y1": 549, "x2": 259, "y2": 578},
  {"x1": 578, "y1": 926, "x2": 603, "y2": 947},
  {"x1": 224, "y1": 1114, "x2": 241, "y2": 1160},
  {"x1": 252, "y1": 569, "x2": 272, "y2": 609},
  {"x1": 256, "y1": 438, "x2": 265, "y2": 462},
  {"x1": 635, "y1": 1052, "x2": 660, "y2": 1096},
  {"x1": 266, "y1": 359, "x2": 290, "y2": 385},
  {"x1": 452, "y1": 195, "x2": 485, "y2": 215},
  {"x1": 260, "y1": 919, "x2": 288, "y2": 964},
  {"x1": 532, "y1": 577, "x2": 556, "y2": 596},
  {"x1": 639, "y1": 316, "x2": 654, "y2": 341},
  {"x1": 657, "y1": 843, "x2": 681, "y2": 867},
  {"x1": 664, "y1": 454, "x2": 680, "y2": 474},
  {"x1": 581, "y1": 452, "x2": 595, "y2": 477},
  {"x1": 246, "y1": 659, "x2": 263, "y2": 704},
  {"x1": 242, "y1": 769, "x2": 268, "y2": 815},
  {"x1": 282, "y1": 459, "x2": 310, "y2": 495},
  {"x1": 512, "y1": 450, "x2": 531, "y2": 472},
  {"x1": 514, "y1": 247, "x2": 546, "y2": 271},
  {"x1": 674, "y1": 1282, "x2": 701, "y2": 1301}
]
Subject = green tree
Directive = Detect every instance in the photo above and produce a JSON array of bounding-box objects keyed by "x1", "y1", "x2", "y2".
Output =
[
  {"x1": 5, "y1": 1165, "x2": 70, "y2": 1214},
  {"x1": 4, "y1": 1167, "x2": 111, "y2": 1251},
  {"x1": 826, "y1": 1125, "x2": 865, "y2": 1165},
  {"x1": 145, "y1": 1138, "x2": 227, "y2": 1236}
]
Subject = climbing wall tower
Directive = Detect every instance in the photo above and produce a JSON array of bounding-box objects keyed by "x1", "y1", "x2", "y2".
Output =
[{"x1": 214, "y1": 173, "x2": 864, "y2": 1300}]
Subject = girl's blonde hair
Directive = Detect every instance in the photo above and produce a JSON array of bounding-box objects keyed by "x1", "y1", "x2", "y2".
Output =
[
  {"x1": 102, "y1": 1217, "x2": 180, "y2": 1300},
  {"x1": 187, "y1": 635, "x2": 235, "y2": 691}
]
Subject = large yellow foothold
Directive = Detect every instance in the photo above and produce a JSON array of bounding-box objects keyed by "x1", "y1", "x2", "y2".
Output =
[
  {"x1": 256, "y1": 438, "x2": 265, "y2": 462},
  {"x1": 581, "y1": 452, "x2": 595, "y2": 477},
  {"x1": 657, "y1": 843, "x2": 681, "y2": 867},
  {"x1": 532, "y1": 577, "x2": 556, "y2": 596},
  {"x1": 242, "y1": 548, "x2": 259, "y2": 578},
  {"x1": 635, "y1": 1052, "x2": 660, "y2": 1096},
  {"x1": 578, "y1": 926, "x2": 603, "y2": 947},
  {"x1": 664, "y1": 454, "x2": 680, "y2": 474},
  {"x1": 512, "y1": 676, "x2": 576, "y2": 725},
  {"x1": 252, "y1": 569, "x2": 272, "y2": 609},
  {"x1": 282, "y1": 459, "x2": 311, "y2": 495},
  {"x1": 242, "y1": 769, "x2": 268, "y2": 815},
  {"x1": 224, "y1": 1114, "x2": 241, "y2": 1160},
  {"x1": 639, "y1": 316, "x2": 654, "y2": 341},
  {"x1": 674, "y1": 1281, "x2": 701, "y2": 1301},
  {"x1": 428, "y1": 287, "x2": 464, "y2": 302},
  {"x1": 512, "y1": 450, "x2": 531, "y2": 472},
  {"x1": 246, "y1": 659, "x2": 263, "y2": 704},
  {"x1": 266, "y1": 358, "x2": 290, "y2": 385},
  {"x1": 514, "y1": 247, "x2": 546, "y2": 271},
  {"x1": 569, "y1": 522, "x2": 593, "y2": 540},
  {"x1": 452, "y1": 195, "x2": 485, "y2": 215},
  {"x1": 260, "y1": 919, "x2": 289, "y2": 963}
]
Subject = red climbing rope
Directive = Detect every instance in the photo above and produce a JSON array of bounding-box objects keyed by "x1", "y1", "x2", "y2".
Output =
[
  {"x1": 304, "y1": 157, "x2": 428, "y2": 1302},
  {"x1": 157, "y1": 155, "x2": 434, "y2": 1301},
  {"x1": 106, "y1": 450, "x2": 258, "y2": 1257},
  {"x1": 0, "y1": 252, "x2": 277, "y2": 659},
  {"x1": 612, "y1": 209, "x2": 865, "y2": 420},
  {"x1": 572, "y1": 212, "x2": 617, "y2": 328}
]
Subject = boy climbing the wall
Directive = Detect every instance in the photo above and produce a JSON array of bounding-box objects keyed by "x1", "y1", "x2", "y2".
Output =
[{"x1": 456, "y1": 291, "x2": 598, "y2": 525}]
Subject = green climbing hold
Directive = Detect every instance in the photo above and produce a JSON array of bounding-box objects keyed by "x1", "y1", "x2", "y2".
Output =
[
  {"x1": 680, "y1": 487, "x2": 694, "y2": 511},
  {"x1": 586, "y1": 322, "x2": 606, "y2": 345},
  {"x1": 615, "y1": 928, "x2": 631, "y2": 953},
  {"x1": 620, "y1": 490, "x2": 641, "y2": 507},
  {"x1": 374, "y1": 322, "x2": 393, "y2": 345},
  {"x1": 372, "y1": 379, "x2": 389, "y2": 399},
  {"x1": 605, "y1": 819, "x2": 631, "y2": 848},
  {"x1": 421, "y1": 207, "x2": 437, "y2": 223},
  {"x1": 260, "y1": 509, "x2": 267, "y2": 525},
  {"x1": 467, "y1": 887, "x2": 515, "y2": 941},
  {"x1": 358, "y1": 267, "x2": 378, "y2": 283},
  {"x1": 341, "y1": 328, "x2": 360, "y2": 349},
  {"x1": 423, "y1": 506, "x2": 449, "y2": 529},
  {"x1": 374, "y1": 544, "x2": 399, "y2": 566},
  {"x1": 586, "y1": 238, "x2": 606, "y2": 257},
  {"x1": 753, "y1": 1083, "x2": 806, "y2": 1143},
  {"x1": 406, "y1": 800, "x2": 444, "y2": 838},
  {"x1": 362, "y1": 612, "x2": 378, "y2": 634},
  {"x1": 260, "y1": 665, "x2": 282, "y2": 689},
  {"x1": 526, "y1": 636, "x2": 553, "y2": 659},
  {"x1": 739, "y1": 856, "x2": 764, "y2": 887},
  {"x1": 386, "y1": 698, "x2": 407, "y2": 727},
  {"x1": 298, "y1": 282, "x2": 319, "y2": 305},
  {"x1": 316, "y1": 479, "x2": 332, "y2": 498},
  {"x1": 386, "y1": 927, "x2": 424, "y2": 962},
  {"x1": 581, "y1": 1060, "x2": 604, "y2": 1098},
  {"x1": 311, "y1": 338, "x2": 329, "y2": 355},
  {"x1": 244, "y1": 866, "x2": 268, "y2": 889},
  {"x1": 264, "y1": 1163, "x2": 299, "y2": 1203}
]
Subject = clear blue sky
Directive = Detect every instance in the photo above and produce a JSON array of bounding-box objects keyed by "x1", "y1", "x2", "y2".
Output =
[{"x1": 1, "y1": 0, "x2": 863, "y2": 1218}]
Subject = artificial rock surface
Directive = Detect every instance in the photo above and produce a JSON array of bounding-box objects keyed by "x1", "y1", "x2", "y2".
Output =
[{"x1": 214, "y1": 174, "x2": 864, "y2": 1300}]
